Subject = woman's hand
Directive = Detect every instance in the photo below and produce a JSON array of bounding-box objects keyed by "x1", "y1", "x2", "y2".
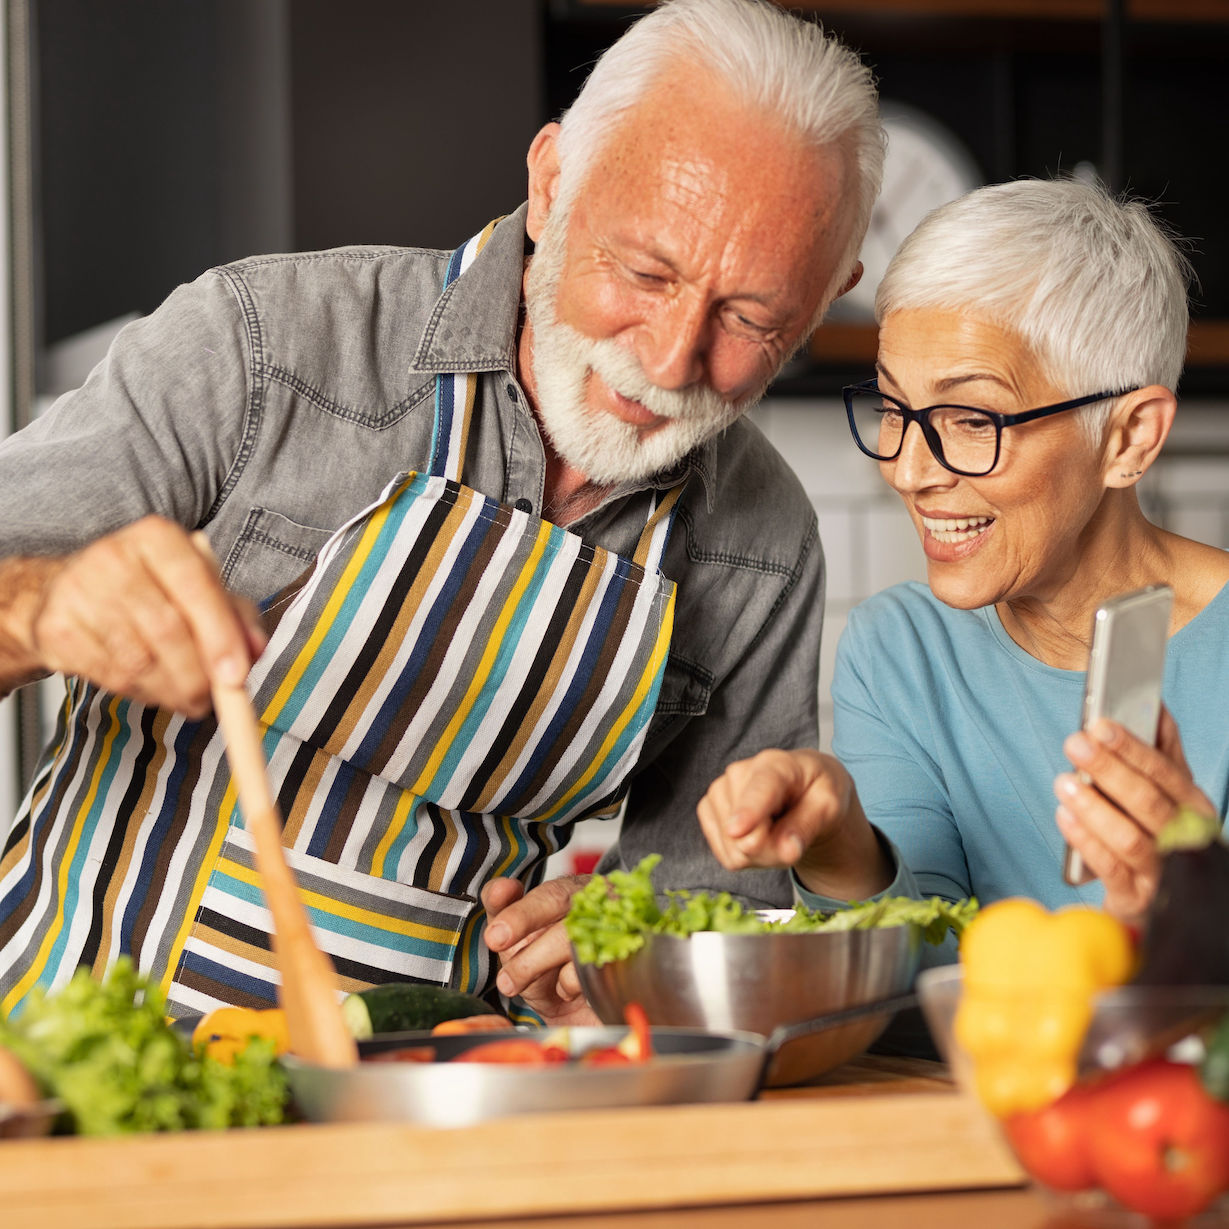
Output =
[
  {"x1": 696, "y1": 748, "x2": 892, "y2": 900},
  {"x1": 1054, "y1": 707, "x2": 1217, "y2": 920}
]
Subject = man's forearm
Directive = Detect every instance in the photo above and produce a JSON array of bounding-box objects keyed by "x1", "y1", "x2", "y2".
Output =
[{"x1": 0, "y1": 555, "x2": 62, "y2": 697}]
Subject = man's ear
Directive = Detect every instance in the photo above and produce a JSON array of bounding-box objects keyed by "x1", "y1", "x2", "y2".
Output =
[
  {"x1": 1103, "y1": 385, "x2": 1176, "y2": 488},
  {"x1": 837, "y1": 260, "x2": 864, "y2": 299},
  {"x1": 526, "y1": 123, "x2": 563, "y2": 244}
]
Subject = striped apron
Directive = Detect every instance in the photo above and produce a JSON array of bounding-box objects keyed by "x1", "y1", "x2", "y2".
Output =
[{"x1": 0, "y1": 221, "x2": 681, "y2": 1019}]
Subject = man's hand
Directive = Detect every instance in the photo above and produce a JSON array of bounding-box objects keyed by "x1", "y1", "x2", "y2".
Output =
[
  {"x1": 0, "y1": 516, "x2": 266, "y2": 717},
  {"x1": 697, "y1": 748, "x2": 892, "y2": 900},
  {"x1": 1055, "y1": 708, "x2": 1217, "y2": 921},
  {"x1": 481, "y1": 875, "x2": 600, "y2": 1027}
]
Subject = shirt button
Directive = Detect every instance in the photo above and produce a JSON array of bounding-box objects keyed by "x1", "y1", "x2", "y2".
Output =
[
  {"x1": 513, "y1": 497, "x2": 533, "y2": 514},
  {"x1": 506, "y1": 382, "x2": 519, "y2": 402}
]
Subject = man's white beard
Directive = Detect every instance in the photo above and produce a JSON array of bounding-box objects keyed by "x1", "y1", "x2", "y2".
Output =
[{"x1": 523, "y1": 210, "x2": 772, "y2": 487}]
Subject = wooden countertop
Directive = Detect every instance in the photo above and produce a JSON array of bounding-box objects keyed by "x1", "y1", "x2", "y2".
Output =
[{"x1": 3, "y1": 1056, "x2": 1041, "y2": 1229}]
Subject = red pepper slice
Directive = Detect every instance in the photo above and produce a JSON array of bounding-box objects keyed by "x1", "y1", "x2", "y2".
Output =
[
  {"x1": 619, "y1": 1002, "x2": 653, "y2": 1062},
  {"x1": 452, "y1": 1038, "x2": 565, "y2": 1065}
]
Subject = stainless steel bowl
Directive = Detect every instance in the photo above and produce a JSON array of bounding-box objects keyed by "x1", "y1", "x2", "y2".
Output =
[{"x1": 575, "y1": 923, "x2": 920, "y2": 1086}]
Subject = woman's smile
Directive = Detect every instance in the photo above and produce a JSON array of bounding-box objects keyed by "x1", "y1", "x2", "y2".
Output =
[{"x1": 921, "y1": 513, "x2": 994, "y2": 545}]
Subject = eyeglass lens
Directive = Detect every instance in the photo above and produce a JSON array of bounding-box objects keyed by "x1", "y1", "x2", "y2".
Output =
[{"x1": 847, "y1": 388, "x2": 999, "y2": 475}]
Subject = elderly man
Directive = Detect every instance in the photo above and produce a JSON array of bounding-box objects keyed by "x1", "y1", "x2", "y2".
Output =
[{"x1": 0, "y1": 0, "x2": 881, "y2": 1023}]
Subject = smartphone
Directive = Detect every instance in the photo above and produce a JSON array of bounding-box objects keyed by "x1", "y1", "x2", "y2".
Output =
[{"x1": 1062, "y1": 584, "x2": 1174, "y2": 886}]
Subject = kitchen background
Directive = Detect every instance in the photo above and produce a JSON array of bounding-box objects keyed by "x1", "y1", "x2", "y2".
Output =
[{"x1": 0, "y1": 1, "x2": 1225, "y2": 874}]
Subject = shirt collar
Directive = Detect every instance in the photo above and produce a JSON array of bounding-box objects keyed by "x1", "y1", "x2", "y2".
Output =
[
  {"x1": 411, "y1": 201, "x2": 719, "y2": 508},
  {"x1": 411, "y1": 204, "x2": 528, "y2": 376}
]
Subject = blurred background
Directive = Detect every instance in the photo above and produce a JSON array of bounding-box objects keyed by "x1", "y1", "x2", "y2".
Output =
[{"x1": 1, "y1": 1, "x2": 1226, "y2": 849}]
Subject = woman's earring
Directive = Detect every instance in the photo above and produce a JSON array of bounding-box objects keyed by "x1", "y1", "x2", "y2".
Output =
[{"x1": 1120, "y1": 469, "x2": 1143, "y2": 478}]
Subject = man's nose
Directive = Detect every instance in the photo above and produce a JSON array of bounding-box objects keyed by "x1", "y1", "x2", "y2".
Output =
[{"x1": 637, "y1": 297, "x2": 709, "y2": 390}]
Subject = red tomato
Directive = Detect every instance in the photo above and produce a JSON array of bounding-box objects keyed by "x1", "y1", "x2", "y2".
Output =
[
  {"x1": 579, "y1": 1046, "x2": 633, "y2": 1067},
  {"x1": 1088, "y1": 1060, "x2": 1229, "y2": 1220},
  {"x1": 1004, "y1": 1084, "x2": 1098, "y2": 1192},
  {"x1": 451, "y1": 1038, "x2": 569, "y2": 1065}
]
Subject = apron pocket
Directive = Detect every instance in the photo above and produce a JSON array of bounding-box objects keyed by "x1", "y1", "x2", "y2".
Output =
[{"x1": 166, "y1": 824, "x2": 475, "y2": 1017}]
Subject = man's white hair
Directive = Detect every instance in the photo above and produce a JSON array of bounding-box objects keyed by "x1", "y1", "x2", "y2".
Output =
[
  {"x1": 876, "y1": 177, "x2": 1194, "y2": 435},
  {"x1": 553, "y1": 0, "x2": 884, "y2": 313}
]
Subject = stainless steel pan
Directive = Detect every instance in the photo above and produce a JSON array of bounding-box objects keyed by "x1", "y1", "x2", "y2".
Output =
[{"x1": 281, "y1": 992, "x2": 916, "y2": 1128}]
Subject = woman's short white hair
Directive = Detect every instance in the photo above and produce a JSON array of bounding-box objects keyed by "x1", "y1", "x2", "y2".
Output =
[
  {"x1": 875, "y1": 177, "x2": 1194, "y2": 429},
  {"x1": 554, "y1": 0, "x2": 884, "y2": 311}
]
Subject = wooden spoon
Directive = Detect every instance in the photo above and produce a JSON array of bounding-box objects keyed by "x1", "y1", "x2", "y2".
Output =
[{"x1": 193, "y1": 534, "x2": 356, "y2": 1068}]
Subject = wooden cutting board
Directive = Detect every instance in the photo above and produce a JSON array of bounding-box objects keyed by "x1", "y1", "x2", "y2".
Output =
[{"x1": 0, "y1": 1061, "x2": 1025, "y2": 1229}]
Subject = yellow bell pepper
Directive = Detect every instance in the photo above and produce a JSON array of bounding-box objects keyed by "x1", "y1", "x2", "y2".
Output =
[
  {"x1": 192, "y1": 1005, "x2": 290, "y2": 1064},
  {"x1": 954, "y1": 898, "x2": 1134, "y2": 1117}
]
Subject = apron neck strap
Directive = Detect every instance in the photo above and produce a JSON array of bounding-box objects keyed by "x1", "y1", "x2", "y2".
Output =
[
  {"x1": 632, "y1": 483, "x2": 685, "y2": 572},
  {"x1": 430, "y1": 218, "x2": 501, "y2": 481},
  {"x1": 430, "y1": 217, "x2": 686, "y2": 571}
]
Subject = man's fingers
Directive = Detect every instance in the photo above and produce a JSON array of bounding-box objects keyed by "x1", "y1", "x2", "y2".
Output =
[
  {"x1": 480, "y1": 875, "x2": 526, "y2": 918},
  {"x1": 493, "y1": 919, "x2": 574, "y2": 999},
  {"x1": 171, "y1": 526, "x2": 261, "y2": 686},
  {"x1": 29, "y1": 518, "x2": 264, "y2": 716},
  {"x1": 556, "y1": 959, "x2": 583, "y2": 1001},
  {"x1": 483, "y1": 875, "x2": 587, "y2": 952}
]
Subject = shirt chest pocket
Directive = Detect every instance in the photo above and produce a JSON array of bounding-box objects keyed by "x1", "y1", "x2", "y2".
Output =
[
  {"x1": 222, "y1": 507, "x2": 336, "y2": 606},
  {"x1": 654, "y1": 655, "x2": 712, "y2": 721}
]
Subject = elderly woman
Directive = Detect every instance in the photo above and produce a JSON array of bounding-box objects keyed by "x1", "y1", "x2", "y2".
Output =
[{"x1": 698, "y1": 177, "x2": 1228, "y2": 955}]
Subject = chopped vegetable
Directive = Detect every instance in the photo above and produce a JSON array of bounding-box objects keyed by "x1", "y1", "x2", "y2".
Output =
[
  {"x1": 0, "y1": 959, "x2": 288, "y2": 1135},
  {"x1": 0, "y1": 1044, "x2": 41, "y2": 1109},
  {"x1": 619, "y1": 1003, "x2": 652, "y2": 1063},
  {"x1": 452, "y1": 1038, "x2": 570, "y2": 1065},
  {"x1": 1134, "y1": 805, "x2": 1229, "y2": 987},
  {"x1": 341, "y1": 983, "x2": 498, "y2": 1040},
  {"x1": 954, "y1": 898, "x2": 1135, "y2": 1117},
  {"x1": 431, "y1": 1014, "x2": 514, "y2": 1036},
  {"x1": 580, "y1": 1002, "x2": 655, "y2": 1066},
  {"x1": 565, "y1": 855, "x2": 978, "y2": 967},
  {"x1": 192, "y1": 1006, "x2": 290, "y2": 1064}
]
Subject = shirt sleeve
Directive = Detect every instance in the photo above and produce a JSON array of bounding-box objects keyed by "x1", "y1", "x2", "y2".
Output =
[
  {"x1": 831, "y1": 602, "x2": 973, "y2": 908},
  {"x1": 791, "y1": 828, "x2": 960, "y2": 972},
  {"x1": 601, "y1": 510, "x2": 825, "y2": 910},
  {"x1": 0, "y1": 269, "x2": 251, "y2": 557}
]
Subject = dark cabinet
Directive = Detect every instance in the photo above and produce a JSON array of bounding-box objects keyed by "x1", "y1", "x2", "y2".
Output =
[{"x1": 553, "y1": 1, "x2": 1229, "y2": 394}]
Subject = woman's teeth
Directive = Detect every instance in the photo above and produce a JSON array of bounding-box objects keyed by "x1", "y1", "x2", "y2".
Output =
[{"x1": 922, "y1": 515, "x2": 992, "y2": 544}]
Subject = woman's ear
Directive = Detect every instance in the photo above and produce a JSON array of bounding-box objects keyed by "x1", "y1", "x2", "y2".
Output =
[
  {"x1": 1103, "y1": 385, "x2": 1176, "y2": 489},
  {"x1": 526, "y1": 123, "x2": 562, "y2": 244}
]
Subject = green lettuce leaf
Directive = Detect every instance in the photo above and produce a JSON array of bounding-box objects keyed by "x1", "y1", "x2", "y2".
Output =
[
  {"x1": 0, "y1": 958, "x2": 288, "y2": 1135},
  {"x1": 566, "y1": 855, "x2": 978, "y2": 966}
]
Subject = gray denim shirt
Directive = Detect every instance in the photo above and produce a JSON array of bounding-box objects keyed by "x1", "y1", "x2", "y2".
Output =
[{"x1": 0, "y1": 206, "x2": 824, "y2": 907}]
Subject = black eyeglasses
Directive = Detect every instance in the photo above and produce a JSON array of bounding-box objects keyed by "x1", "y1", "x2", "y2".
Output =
[{"x1": 842, "y1": 379, "x2": 1140, "y2": 477}]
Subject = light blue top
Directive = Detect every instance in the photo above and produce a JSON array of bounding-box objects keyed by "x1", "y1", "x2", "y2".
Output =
[{"x1": 797, "y1": 578, "x2": 1229, "y2": 971}]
